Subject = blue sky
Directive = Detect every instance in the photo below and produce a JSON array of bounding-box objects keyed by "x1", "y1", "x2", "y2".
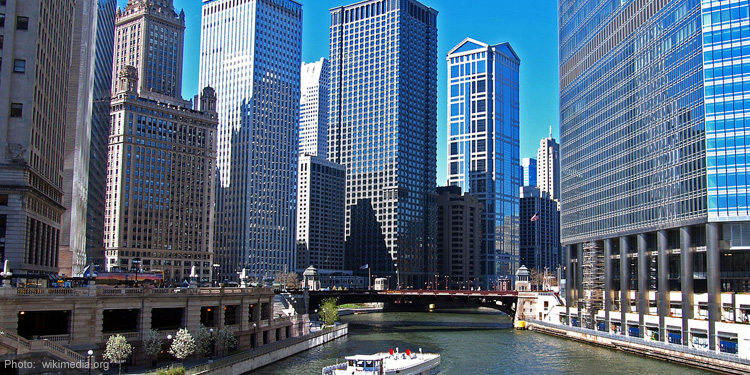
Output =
[{"x1": 117, "y1": 0, "x2": 559, "y2": 184}]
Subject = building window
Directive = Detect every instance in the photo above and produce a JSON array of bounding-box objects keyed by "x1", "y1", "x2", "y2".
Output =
[
  {"x1": 13, "y1": 59, "x2": 24, "y2": 73},
  {"x1": 16, "y1": 16, "x2": 27, "y2": 30},
  {"x1": 0, "y1": 13, "x2": 5, "y2": 27},
  {"x1": 10, "y1": 103, "x2": 22, "y2": 117},
  {"x1": 0, "y1": 35, "x2": 3, "y2": 49}
]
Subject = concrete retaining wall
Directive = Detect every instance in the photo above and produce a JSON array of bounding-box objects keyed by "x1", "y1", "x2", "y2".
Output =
[
  {"x1": 530, "y1": 322, "x2": 750, "y2": 375},
  {"x1": 190, "y1": 323, "x2": 348, "y2": 375}
]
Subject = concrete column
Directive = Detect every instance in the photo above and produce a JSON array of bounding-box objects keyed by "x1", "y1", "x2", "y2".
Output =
[
  {"x1": 140, "y1": 299, "x2": 151, "y2": 340},
  {"x1": 680, "y1": 226, "x2": 694, "y2": 346},
  {"x1": 707, "y1": 222, "x2": 721, "y2": 351},
  {"x1": 620, "y1": 236, "x2": 630, "y2": 328},
  {"x1": 565, "y1": 245, "x2": 572, "y2": 326},
  {"x1": 657, "y1": 230, "x2": 669, "y2": 342},
  {"x1": 576, "y1": 243, "x2": 583, "y2": 325},
  {"x1": 239, "y1": 297, "x2": 249, "y2": 332},
  {"x1": 638, "y1": 233, "x2": 647, "y2": 338},
  {"x1": 185, "y1": 298, "x2": 201, "y2": 334},
  {"x1": 604, "y1": 238, "x2": 613, "y2": 331}
]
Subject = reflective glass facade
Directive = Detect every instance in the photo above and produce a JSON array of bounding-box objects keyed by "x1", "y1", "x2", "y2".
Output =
[
  {"x1": 446, "y1": 39, "x2": 520, "y2": 287},
  {"x1": 87, "y1": 0, "x2": 117, "y2": 269},
  {"x1": 703, "y1": 0, "x2": 750, "y2": 221},
  {"x1": 560, "y1": 0, "x2": 707, "y2": 244},
  {"x1": 200, "y1": 0, "x2": 302, "y2": 280},
  {"x1": 522, "y1": 158, "x2": 537, "y2": 187},
  {"x1": 559, "y1": 0, "x2": 750, "y2": 353},
  {"x1": 329, "y1": 0, "x2": 438, "y2": 288}
]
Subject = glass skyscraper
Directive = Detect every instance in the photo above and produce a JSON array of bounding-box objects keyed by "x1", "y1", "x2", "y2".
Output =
[
  {"x1": 86, "y1": 0, "x2": 117, "y2": 271},
  {"x1": 522, "y1": 157, "x2": 537, "y2": 187},
  {"x1": 560, "y1": 0, "x2": 750, "y2": 353},
  {"x1": 200, "y1": 0, "x2": 302, "y2": 281},
  {"x1": 328, "y1": 0, "x2": 438, "y2": 288},
  {"x1": 446, "y1": 38, "x2": 520, "y2": 288}
]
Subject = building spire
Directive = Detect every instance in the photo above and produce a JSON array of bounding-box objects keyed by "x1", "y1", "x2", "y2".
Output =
[{"x1": 549, "y1": 125, "x2": 552, "y2": 139}]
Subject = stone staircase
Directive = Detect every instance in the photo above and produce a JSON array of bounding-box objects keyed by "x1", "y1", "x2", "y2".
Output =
[{"x1": 0, "y1": 327, "x2": 98, "y2": 373}]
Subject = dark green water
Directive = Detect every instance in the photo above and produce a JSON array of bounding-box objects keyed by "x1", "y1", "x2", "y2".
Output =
[{"x1": 249, "y1": 309, "x2": 707, "y2": 375}]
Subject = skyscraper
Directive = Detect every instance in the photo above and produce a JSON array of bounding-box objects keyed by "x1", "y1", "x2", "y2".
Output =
[
  {"x1": 436, "y1": 186, "x2": 482, "y2": 289},
  {"x1": 0, "y1": 0, "x2": 77, "y2": 275},
  {"x1": 200, "y1": 0, "x2": 302, "y2": 281},
  {"x1": 113, "y1": 0, "x2": 185, "y2": 99},
  {"x1": 560, "y1": 0, "x2": 750, "y2": 351},
  {"x1": 105, "y1": 69, "x2": 218, "y2": 282},
  {"x1": 537, "y1": 132, "x2": 559, "y2": 201},
  {"x1": 329, "y1": 0, "x2": 438, "y2": 289},
  {"x1": 446, "y1": 38, "x2": 520, "y2": 288},
  {"x1": 519, "y1": 186, "x2": 559, "y2": 272},
  {"x1": 86, "y1": 0, "x2": 117, "y2": 270},
  {"x1": 522, "y1": 157, "x2": 537, "y2": 187},
  {"x1": 60, "y1": 0, "x2": 100, "y2": 277},
  {"x1": 300, "y1": 58, "x2": 330, "y2": 158},
  {"x1": 296, "y1": 155, "x2": 346, "y2": 272}
]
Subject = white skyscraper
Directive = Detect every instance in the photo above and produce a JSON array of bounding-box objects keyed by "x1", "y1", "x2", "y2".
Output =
[
  {"x1": 537, "y1": 130, "x2": 560, "y2": 201},
  {"x1": 200, "y1": 0, "x2": 302, "y2": 281},
  {"x1": 299, "y1": 58, "x2": 330, "y2": 157}
]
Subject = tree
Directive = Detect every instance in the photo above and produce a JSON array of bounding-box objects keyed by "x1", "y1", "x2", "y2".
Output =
[
  {"x1": 168, "y1": 328, "x2": 196, "y2": 362},
  {"x1": 275, "y1": 271, "x2": 299, "y2": 290},
  {"x1": 103, "y1": 334, "x2": 133, "y2": 375},
  {"x1": 216, "y1": 326, "x2": 237, "y2": 355},
  {"x1": 194, "y1": 324, "x2": 212, "y2": 357},
  {"x1": 142, "y1": 329, "x2": 163, "y2": 367},
  {"x1": 319, "y1": 297, "x2": 339, "y2": 326},
  {"x1": 529, "y1": 268, "x2": 545, "y2": 291}
]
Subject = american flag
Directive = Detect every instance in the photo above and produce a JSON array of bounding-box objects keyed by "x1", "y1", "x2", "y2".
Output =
[{"x1": 530, "y1": 212, "x2": 540, "y2": 222}]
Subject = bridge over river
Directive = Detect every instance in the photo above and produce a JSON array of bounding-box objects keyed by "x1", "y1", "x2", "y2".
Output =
[{"x1": 302, "y1": 289, "x2": 519, "y2": 317}]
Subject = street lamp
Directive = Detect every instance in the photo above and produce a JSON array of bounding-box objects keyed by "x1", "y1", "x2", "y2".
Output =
[
  {"x1": 166, "y1": 334, "x2": 173, "y2": 368},
  {"x1": 252, "y1": 323, "x2": 257, "y2": 348},
  {"x1": 209, "y1": 328, "x2": 214, "y2": 359},
  {"x1": 87, "y1": 349, "x2": 93, "y2": 375}
]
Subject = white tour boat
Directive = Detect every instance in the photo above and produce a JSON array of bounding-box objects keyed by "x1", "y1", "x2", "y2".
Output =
[{"x1": 322, "y1": 348, "x2": 440, "y2": 375}]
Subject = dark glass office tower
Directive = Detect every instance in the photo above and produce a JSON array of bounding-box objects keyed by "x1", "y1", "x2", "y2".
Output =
[{"x1": 329, "y1": 0, "x2": 438, "y2": 288}]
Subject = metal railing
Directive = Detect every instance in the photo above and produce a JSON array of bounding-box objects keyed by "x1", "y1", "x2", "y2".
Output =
[{"x1": 531, "y1": 320, "x2": 750, "y2": 366}]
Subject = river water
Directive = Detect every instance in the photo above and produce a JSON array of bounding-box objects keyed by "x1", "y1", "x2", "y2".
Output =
[{"x1": 249, "y1": 308, "x2": 707, "y2": 375}]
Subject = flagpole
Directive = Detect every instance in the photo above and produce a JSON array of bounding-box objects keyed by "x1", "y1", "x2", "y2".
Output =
[{"x1": 368, "y1": 266, "x2": 371, "y2": 290}]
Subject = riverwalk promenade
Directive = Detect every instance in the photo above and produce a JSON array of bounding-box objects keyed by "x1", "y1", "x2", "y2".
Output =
[{"x1": 530, "y1": 320, "x2": 750, "y2": 375}]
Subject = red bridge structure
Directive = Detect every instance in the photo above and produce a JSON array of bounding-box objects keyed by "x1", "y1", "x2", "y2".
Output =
[{"x1": 301, "y1": 289, "x2": 518, "y2": 317}]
